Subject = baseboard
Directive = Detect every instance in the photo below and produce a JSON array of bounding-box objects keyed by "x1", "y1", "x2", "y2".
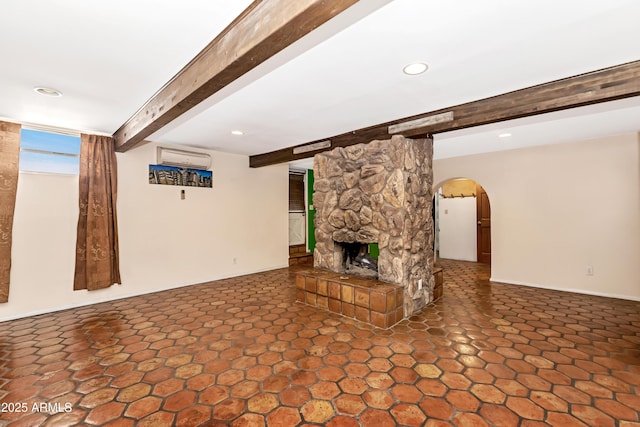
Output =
[
  {"x1": 490, "y1": 277, "x2": 640, "y2": 302},
  {"x1": 0, "y1": 263, "x2": 289, "y2": 323}
]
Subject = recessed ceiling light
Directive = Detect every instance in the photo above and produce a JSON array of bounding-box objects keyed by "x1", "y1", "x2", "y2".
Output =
[
  {"x1": 231, "y1": 130, "x2": 244, "y2": 136},
  {"x1": 403, "y1": 62, "x2": 428, "y2": 75},
  {"x1": 34, "y1": 87, "x2": 62, "y2": 97},
  {"x1": 498, "y1": 132, "x2": 512, "y2": 138}
]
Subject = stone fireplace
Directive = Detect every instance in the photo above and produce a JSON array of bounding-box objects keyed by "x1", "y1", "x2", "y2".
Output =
[{"x1": 313, "y1": 135, "x2": 435, "y2": 317}]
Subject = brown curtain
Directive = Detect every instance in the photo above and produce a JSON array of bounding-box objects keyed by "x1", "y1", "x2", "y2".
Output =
[
  {"x1": 0, "y1": 121, "x2": 21, "y2": 303},
  {"x1": 74, "y1": 134, "x2": 121, "y2": 290}
]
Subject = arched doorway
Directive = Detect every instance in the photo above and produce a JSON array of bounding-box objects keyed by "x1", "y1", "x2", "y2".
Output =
[{"x1": 434, "y1": 178, "x2": 491, "y2": 265}]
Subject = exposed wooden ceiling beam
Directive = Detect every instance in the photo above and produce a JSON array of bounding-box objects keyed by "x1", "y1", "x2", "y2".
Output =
[
  {"x1": 249, "y1": 60, "x2": 640, "y2": 167},
  {"x1": 113, "y1": 0, "x2": 360, "y2": 152}
]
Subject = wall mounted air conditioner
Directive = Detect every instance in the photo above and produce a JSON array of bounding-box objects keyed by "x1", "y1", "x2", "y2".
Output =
[{"x1": 157, "y1": 147, "x2": 212, "y2": 170}]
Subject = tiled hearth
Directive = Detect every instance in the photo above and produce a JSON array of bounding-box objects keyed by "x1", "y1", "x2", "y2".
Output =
[
  {"x1": 295, "y1": 269, "x2": 404, "y2": 329},
  {"x1": 296, "y1": 267, "x2": 445, "y2": 329}
]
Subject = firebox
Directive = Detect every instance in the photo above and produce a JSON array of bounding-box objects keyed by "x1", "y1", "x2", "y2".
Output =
[{"x1": 336, "y1": 242, "x2": 378, "y2": 279}]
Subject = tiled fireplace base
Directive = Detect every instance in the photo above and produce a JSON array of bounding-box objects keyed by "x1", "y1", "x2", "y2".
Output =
[{"x1": 295, "y1": 268, "x2": 404, "y2": 329}]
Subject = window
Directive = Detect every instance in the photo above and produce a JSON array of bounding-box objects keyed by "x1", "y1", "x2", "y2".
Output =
[
  {"x1": 19, "y1": 129, "x2": 80, "y2": 174},
  {"x1": 289, "y1": 172, "x2": 305, "y2": 212}
]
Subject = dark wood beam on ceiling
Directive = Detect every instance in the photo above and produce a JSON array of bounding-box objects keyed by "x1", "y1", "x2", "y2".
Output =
[
  {"x1": 249, "y1": 59, "x2": 640, "y2": 167},
  {"x1": 113, "y1": 0, "x2": 360, "y2": 152}
]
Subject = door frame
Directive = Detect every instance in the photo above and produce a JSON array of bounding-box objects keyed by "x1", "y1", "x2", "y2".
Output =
[{"x1": 433, "y1": 178, "x2": 492, "y2": 265}]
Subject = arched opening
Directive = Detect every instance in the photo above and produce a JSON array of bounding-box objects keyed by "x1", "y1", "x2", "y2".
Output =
[{"x1": 433, "y1": 178, "x2": 491, "y2": 266}]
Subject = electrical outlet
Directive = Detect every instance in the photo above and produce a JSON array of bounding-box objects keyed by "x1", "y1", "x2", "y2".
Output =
[
  {"x1": 233, "y1": 257, "x2": 237, "y2": 265},
  {"x1": 586, "y1": 266, "x2": 593, "y2": 276}
]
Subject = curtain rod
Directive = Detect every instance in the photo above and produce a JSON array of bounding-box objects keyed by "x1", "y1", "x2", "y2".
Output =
[{"x1": 0, "y1": 117, "x2": 111, "y2": 138}]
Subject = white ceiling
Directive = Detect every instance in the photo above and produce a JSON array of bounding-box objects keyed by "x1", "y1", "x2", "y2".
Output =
[{"x1": 2, "y1": 0, "x2": 639, "y2": 168}]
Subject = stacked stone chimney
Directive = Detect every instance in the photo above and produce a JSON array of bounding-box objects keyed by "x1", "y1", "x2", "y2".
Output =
[{"x1": 313, "y1": 135, "x2": 435, "y2": 317}]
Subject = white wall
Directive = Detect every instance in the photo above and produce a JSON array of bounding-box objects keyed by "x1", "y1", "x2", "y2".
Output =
[
  {"x1": 438, "y1": 196, "x2": 477, "y2": 261},
  {"x1": 3, "y1": 143, "x2": 289, "y2": 321},
  {"x1": 434, "y1": 132, "x2": 640, "y2": 301}
]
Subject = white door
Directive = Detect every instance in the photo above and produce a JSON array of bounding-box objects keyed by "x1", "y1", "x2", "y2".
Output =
[{"x1": 289, "y1": 212, "x2": 306, "y2": 245}]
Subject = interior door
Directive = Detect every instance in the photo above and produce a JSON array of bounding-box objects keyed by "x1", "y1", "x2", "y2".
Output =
[{"x1": 476, "y1": 184, "x2": 491, "y2": 264}]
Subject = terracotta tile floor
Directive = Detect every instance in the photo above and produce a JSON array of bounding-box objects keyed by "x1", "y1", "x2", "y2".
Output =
[{"x1": 1, "y1": 259, "x2": 639, "y2": 426}]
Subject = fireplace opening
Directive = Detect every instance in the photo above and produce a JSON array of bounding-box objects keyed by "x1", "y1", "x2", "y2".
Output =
[{"x1": 337, "y1": 242, "x2": 378, "y2": 279}]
